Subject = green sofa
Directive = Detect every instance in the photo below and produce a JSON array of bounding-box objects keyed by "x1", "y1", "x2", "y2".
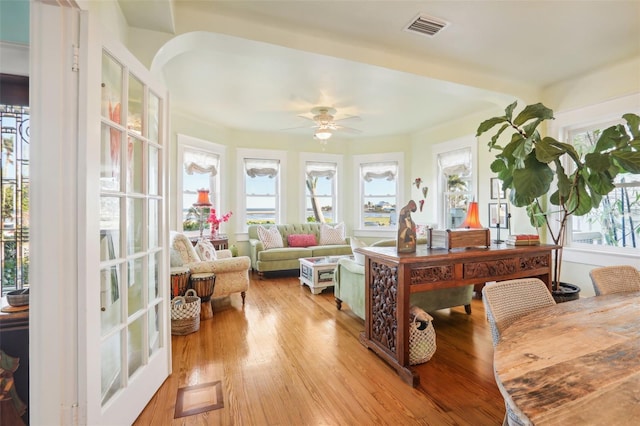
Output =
[
  {"x1": 333, "y1": 239, "x2": 473, "y2": 320},
  {"x1": 248, "y1": 224, "x2": 352, "y2": 276}
]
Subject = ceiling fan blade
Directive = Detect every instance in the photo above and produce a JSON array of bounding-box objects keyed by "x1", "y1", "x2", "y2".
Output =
[
  {"x1": 280, "y1": 124, "x2": 318, "y2": 131},
  {"x1": 333, "y1": 115, "x2": 362, "y2": 123},
  {"x1": 296, "y1": 114, "x2": 317, "y2": 121},
  {"x1": 334, "y1": 124, "x2": 363, "y2": 134}
]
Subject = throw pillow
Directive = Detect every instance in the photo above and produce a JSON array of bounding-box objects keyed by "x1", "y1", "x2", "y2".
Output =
[
  {"x1": 287, "y1": 234, "x2": 318, "y2": 247},
  {"x1": 319, "y1": 222, "x2": 346, "y2": 245},
  {"x1": 257, "y1": 225, "x2": 284, "y2": 249},
  {"x1": 195, "y1": 238, "x2": 217, "y2": 261},
  {"x1": 350, "y1": 236, "x2": 368, "y2": 265}
]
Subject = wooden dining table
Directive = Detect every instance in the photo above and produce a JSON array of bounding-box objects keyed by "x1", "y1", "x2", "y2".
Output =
[{"x1": 493, "y1": 291, "x2": 640, "y2": 425}]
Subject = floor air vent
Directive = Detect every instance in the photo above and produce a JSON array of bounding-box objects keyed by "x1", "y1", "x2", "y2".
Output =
[{"x1": 404, "y1": 14, "x2": 449, "y2": 37}]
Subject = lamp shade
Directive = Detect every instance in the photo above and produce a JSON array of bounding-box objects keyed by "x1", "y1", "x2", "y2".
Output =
[
  {"x1": 194, "y1": 188, "x2": 212, "y2": 206},
  {"x1": 459, "y1": 201, "x2": 483, "y2": 229}
]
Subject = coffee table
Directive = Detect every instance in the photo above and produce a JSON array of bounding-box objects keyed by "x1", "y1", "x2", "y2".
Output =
[{"x1": 299, "y1": 255, "x2": 353, "y2": 294}]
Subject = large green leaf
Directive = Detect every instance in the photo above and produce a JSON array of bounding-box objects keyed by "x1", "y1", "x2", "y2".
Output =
[
  {"x1": 502, "y1": 134, "x2": 527, "y2": 168},
  {"x1": 513, "y1": 103, "x2": 554, "y2": 126},
  {"x1": 585, "y1": 152, "x2": 611, "y2": 172},
  {"x1": 590, "y1": 191, "x2": 602, "y2": 209},
  {"x1": 504, "y1": 101, "x2": 518, "y2": 120},
  {"x1": 522, "y1": 119, "x2": 544, "y2": 138},
  {"x1": 489, "y1": 123, "x2": 510, "y2": 149},
  {"x1": 586, "y1": 171, "x2": 616, "y2": 195},
  {"x1": 477, "y1": 116, "x2": 507, "y2": 136},
  {"x1": 594, "y1": 125, "x2": 625, "y2": 152},
  {"x1": 526, "y1": 202, "x2": 547, "y2": 228},
  {"x1": 548, "y1": 140, "x2": 581, "y2": 165},
  {"x1": 612, "y1": 151, "x2": 640, "y2": 173},
  {"x1": 512, "y1": 136, "x2": 534, "y2": 161},
  {"x1": 555, "y1": 161, "x2": 572, "y2": 198},
  {"x1": 536, "y1": 137, "x2": 566, "y2": 163},
  {"x1": 490, "y1": 159, "x2": 507, "y2": 173},
  {"x1": 569, "y1": 181, "x2": 593, "y2": 216},
  {"x1": 512, "y1": 154, "x2": 553, "y2": 200},
  {"x1": 622, "y1": 113, "x2": 640, "y2": 139}
]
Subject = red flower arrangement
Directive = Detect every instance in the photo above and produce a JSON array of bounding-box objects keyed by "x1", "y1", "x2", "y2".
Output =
[
  {"x1": 207, "y1": 209, "x2": 232, "y2": 237},
  {"x1": 207, "y1": 209, "x2": 232, "y2": 226}
]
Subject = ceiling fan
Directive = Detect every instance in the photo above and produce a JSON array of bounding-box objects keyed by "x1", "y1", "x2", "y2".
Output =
[{"x1": 283, "y1": 106, "x2": 362, "y2": 142}]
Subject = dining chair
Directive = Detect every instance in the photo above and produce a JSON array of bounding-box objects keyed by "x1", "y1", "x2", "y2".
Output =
[
  {"x1": 589, "y1": 265, "x2": 640, "y2": 296},
  {"x1": 482, "y1": 278, "x2": 556, "y2": 346},
  {"x1": 482, "y1": 278, "x2": 556, "y2": 426}
]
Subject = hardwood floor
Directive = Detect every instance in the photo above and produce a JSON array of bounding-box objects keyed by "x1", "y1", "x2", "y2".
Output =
[{"x1": 134, "y1": 273, "x2": 505, "y2": 425}]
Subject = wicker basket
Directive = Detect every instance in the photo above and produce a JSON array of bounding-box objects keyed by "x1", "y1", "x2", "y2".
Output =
[
  {"x1": 171, "y1": 289, "x2": 201, "y2": 335},
  {"x1": 408, "y1": 306, "x2": 437, "y2": 365}
]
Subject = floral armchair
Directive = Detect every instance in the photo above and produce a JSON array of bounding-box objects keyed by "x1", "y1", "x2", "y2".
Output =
[{"x1": 170, "y1": 231, "x2": 250, "y2": 304}]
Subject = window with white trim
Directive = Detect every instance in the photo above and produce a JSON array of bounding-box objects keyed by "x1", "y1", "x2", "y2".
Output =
[
  {"x1": 548, "y1": 93, "x2": 640, "y2": 263},
  {"x1": 354, "y1": 153, "x2": 403, "y2": 229},
  {"x1": 438, "y1": 147, "x2": 473, "y2": 229},
  {"x1": 567, "y1": 121, "x2": 640, "y2": 249},
  {"x1": 237, "y1": 149, "x2": 287, "y2": 229},
  {"x1": 304, "y1": 161, "x2": 337, "y2": 223},
  {"x1": 176, "y1": 135, "x2": 225, "y2": 234}
]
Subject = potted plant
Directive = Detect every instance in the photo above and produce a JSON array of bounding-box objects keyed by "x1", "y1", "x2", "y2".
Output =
[{"x1": 477, "y1": 102, "x2": 640, "y2": 301}]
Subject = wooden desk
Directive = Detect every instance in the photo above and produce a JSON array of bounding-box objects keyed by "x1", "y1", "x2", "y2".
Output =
[
  {"x1": 494, "y1": 292, "x2": 640, "y2": 425},
  {"x1": 356, "y1": 243, "x2": 558, "y2": 387}
]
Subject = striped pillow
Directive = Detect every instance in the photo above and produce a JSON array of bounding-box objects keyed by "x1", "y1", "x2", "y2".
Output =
[
  {"x1": 257, "y1": 225, "x2": 284, "y2": 249},
  {"x1": 319, "y1": 222, "x2": 346, "y2": 245}
]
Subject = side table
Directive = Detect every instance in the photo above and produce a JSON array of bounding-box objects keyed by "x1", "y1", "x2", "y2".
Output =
[{"x1": 189, "y1": 235, "x2": 229, "y2": 250}]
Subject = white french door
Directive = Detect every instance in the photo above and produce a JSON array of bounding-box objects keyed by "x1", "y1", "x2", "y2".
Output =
[{"x1": 78, "y1": 11, "x2": 170, "y2": 425}]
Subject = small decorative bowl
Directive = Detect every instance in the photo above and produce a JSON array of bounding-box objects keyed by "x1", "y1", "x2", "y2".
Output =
[{"x1": 7, "y1": 288, "x2": 29, "y2": 306}]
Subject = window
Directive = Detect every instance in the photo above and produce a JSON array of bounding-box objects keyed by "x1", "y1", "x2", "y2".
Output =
[
  {"x1": 304, "y1": 159, "x2": 338, "y2": 223},
  {"x1": 238, "y1": 149, "x2": 287, "y2": 229},
  {"x1": 354, "y1": 153, "x2": 403, "y2": 230},
  {"x1": 438, "y1": 148, "x2": 473, "y2": 229},
  {"x1": 1, "y1": 75, "x2": 29, "y2": 296},
  {"x1": 177, "y1": 134, "x2": 225, "y2": 234},
  {"x1": 548, "y1": 93, "x2": 640, "y2": 265},
  {"x1": 567, "y1": 122, "x2": 640, "y2": 249}
]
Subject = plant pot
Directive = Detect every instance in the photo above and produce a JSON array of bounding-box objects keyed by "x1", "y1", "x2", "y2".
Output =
[{"x1": 552, "y1": 282, "x2": 580, "y2": 303}]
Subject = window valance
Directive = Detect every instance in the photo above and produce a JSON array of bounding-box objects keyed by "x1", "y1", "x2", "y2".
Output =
[
  {"x1": 361, "y1": 161, "x2": 397, "y2": 182},
  {"x1": 184, "y1": 150, "x2": 219, "y2": 176},
  {"x1": 305, "y1": 161, "x2": 337, "y2": 179},
  {"x1": 245, "y1": 158, "x2": 279, "y2": 178},
  {"x1": 438, "y1": 148, "x2": 471, "y2": 177}
]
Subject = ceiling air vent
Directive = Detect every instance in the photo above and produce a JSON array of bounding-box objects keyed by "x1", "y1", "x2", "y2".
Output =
[{"x1": 404, "y1": 14, "x2": 449, "y2": 37}]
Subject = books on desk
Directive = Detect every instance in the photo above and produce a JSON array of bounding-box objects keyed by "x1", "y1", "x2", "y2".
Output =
[{"x1": 506, "y1": 234, "x2": 540, "y2": 246}]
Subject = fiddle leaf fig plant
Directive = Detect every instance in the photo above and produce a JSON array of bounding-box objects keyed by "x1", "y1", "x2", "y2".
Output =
[{"x1": 477, "y1": 101, "x2": 640, "y2": 292}]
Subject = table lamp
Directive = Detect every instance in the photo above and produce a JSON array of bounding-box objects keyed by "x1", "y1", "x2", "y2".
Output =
[
  {"x1": 193, "y1": 189, "x2": 212, "y2": 239},
  {"x1": 460, "y1": 201, "x2": 483, "y2": 229}
]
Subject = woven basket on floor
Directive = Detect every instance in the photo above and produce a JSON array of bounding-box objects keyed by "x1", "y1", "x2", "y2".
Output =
[
  {"x1": 171, "y1": 289, "x2": 201, "y2": 335},
  {"x1": 409, "y1": 306, "x2": 436, "y2": 365}
]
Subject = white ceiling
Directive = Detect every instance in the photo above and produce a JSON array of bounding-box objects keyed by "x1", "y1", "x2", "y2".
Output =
[{"x1": 120, "y1": 0, "x2": 640, "y2": 140}]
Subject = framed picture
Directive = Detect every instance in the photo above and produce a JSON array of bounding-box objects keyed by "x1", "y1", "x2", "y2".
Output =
[
  {"x1": 489, "y1": 202, "x2": 509, "y2": 228},
  {"x1": 491, "y1": 178, "x2": 506, "y2": 200}
]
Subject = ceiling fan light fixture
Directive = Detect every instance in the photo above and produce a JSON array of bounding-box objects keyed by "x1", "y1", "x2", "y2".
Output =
[{"x1": 314, "y1": 128, "x2": 332, "y2": 140}]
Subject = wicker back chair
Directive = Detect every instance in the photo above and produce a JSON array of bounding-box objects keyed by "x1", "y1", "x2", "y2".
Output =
[
  {"x1": 482, "y1": 278, "x2": 556, "y2": 347},
  {"x1": 589, "y1": 265, "x2": 640, "y2": 296},
  {"x1": 483, "y1": 278, "x2": 556, "y2": 426}
]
